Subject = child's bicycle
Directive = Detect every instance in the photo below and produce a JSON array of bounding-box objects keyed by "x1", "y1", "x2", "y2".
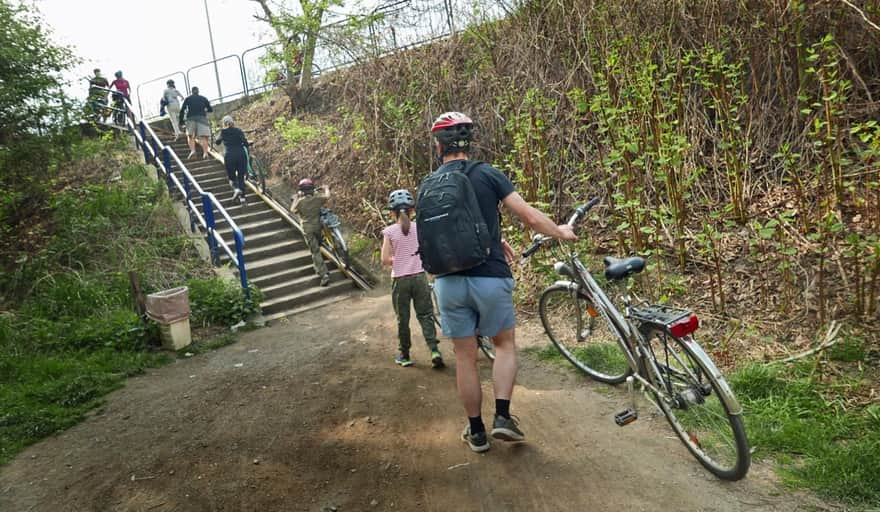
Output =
[
  {"x1": 320, "y1": 207, "x2": 349, "y2": 268},
  {"x1": 428, "y1": 282, "x2": 495, "y2": 361},
  {"x1": 522, "y1": 197, "x2": 750, "y2": 481}
]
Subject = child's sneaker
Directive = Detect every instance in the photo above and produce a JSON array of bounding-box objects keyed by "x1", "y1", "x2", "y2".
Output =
[
  {"x1": 431, "y1": 350, "x2": 445, "y2": 369},
  {"x1": 461, "y1": 425, "x2": 490, "y2": 453},
  {"x1": 395, "y1": 353, "x2": 413, "y2": 367}
]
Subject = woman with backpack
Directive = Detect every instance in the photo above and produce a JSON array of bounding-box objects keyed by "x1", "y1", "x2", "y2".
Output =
[{"x1": 380, "y1": 189, "x2": 444, "y2": 369}]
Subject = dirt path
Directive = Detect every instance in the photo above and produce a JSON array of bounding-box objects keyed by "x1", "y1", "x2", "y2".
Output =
[{"x1": 0, "y1": 291, "x2": 831, "y2": 512}]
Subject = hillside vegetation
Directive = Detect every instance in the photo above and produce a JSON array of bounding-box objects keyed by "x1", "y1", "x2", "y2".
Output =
[{"x1": 235, "y1": 0, "x2": 880, "y2": 504}]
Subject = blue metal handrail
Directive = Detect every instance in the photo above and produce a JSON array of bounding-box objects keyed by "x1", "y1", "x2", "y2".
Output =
[{"x1": 117, "y1": 96, "x2": 251, "y2": 299}]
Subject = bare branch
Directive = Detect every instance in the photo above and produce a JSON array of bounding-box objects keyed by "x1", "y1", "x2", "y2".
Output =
[{"x1": 839, "y1": 0, "x2": 880, "y2": 34}]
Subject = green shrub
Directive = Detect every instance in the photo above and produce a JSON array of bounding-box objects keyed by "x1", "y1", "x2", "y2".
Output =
[{"x1": 187, "y1": 277, "x2": 262, "y2": 326}]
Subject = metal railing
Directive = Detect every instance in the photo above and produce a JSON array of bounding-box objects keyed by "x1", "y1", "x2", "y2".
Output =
[
  {"x1": 137, "y1": 0, "x2": 510, "y2": 120},
  {"x1": 114, "y1": 93, "x2": 251, "y2": 300}
]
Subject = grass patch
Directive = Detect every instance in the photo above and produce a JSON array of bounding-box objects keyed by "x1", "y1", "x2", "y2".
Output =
[
  {"x1": 525, "y1": 335, "x2": 878, "y2": 505},
  {"x1": 179, "y1": 333, "x2": 238, "y2": 357},
  {"x1": 522, "y1": 345, "x2": 567, "y2": 364},
  {"x1": 0, "y1": 139, "x2": 261, "y2": 465},
  {"x1": 731, "y1": 360, "x2": 879, "y2": 505}
]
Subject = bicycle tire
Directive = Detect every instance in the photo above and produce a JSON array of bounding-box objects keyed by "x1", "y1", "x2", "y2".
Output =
[
  {"x1": 478, "y1": 335, "x2": 496, "y2": 360},
  {"x1": 538, "y1": 285, "x2": 631, "y2": 384},
  {"x1": 247, "y1": 154, "x2": 267, "y2": 193},
  {"x1": 330, "y1": 227, "x2": 349, "y2": 268},
  {"x1": 644, "y1": 331, "x2": 750, "y2": 480}
]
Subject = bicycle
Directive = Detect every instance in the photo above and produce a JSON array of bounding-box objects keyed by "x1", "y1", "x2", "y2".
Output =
[
  {"x1": 110, "y1": 92, "x2": 128, "y2": 126},
  {"x1": 244, "y1": 147, "x2": 268, "y2": 194},
  {"x1": 428, "y1": 282, "x2": 495, "y2": 361},
  {"x1": 522, "y1": 197, "x2": 750, "y2": 481},
  {"x1": 320, "y1": 207, "x2": 349, "y2": 268}
]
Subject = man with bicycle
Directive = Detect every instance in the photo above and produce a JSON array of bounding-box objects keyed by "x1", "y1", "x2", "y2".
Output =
[{"x1": 426, "y1": 112, "x2": 577, "y2": 452}]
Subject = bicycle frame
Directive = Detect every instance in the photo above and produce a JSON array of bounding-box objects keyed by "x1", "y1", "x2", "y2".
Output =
[{"x1": 553, "y1": 248, "x2": 742, "y2": 415}]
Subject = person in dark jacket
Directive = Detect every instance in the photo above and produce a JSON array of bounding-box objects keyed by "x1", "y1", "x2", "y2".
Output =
[
  {"x1": 179, "y1": 86, "x2": 213, "y2": 159},
  {"x1": 215, "y1": 115, "x2": 250, "y2": 205}
]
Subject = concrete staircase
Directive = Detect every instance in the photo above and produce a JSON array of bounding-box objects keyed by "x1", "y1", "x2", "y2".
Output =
[{"x1": 162, "y1": 137, "x2": 353, "y2": 321}]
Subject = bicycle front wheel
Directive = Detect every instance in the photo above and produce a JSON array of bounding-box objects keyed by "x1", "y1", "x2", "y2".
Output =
[
  {"x1": 478, "y1": 335, "x2": 495, "y2": 361},
  {"x1": 538, "y1": 285, "x2": 631, "y2": 384},
  {"x1": 644, "y1": 331, "x2": 750, "y2": 480}
]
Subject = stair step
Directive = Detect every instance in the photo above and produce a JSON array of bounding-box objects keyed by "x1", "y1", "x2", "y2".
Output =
[
  {"x1": 215, "y1": 206, "x2": 277, "y2": 226},
  {"x1": 236, "y1": 228, "x2": 304, "y2": 251},
  {"x1": 219, "y1": 217, "x2": 290, "y2": 237},
  {"x1": 243, "y1": 253, "x2": 338, "y2": 279},
  {"x1": 259, "y1": 280, "x2": 352, "y2": 316},
  {"x1": 220, "y1": 240, "x2": 302, "y2": 262},
  {"x1": 262, "y1": 294, "x2": 351, "y2": 322},
  {"x1": 249, "y1": 264, "x2": 320, "y2": 288},
  {"x1": 259, "y1": 271, "x2": 347, "y2": 300}
]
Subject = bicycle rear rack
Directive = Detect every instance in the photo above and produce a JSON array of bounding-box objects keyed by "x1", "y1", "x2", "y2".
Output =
[{"x1": 629, "y1": 304, "x2": 696, "y2": 336}]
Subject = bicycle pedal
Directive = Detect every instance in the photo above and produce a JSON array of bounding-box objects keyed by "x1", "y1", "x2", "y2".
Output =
[{"x1": 614, "y1": 408, "x2": 638, "y2": 426}]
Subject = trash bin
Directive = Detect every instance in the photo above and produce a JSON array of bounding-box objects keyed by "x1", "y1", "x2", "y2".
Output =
[{"x1": 146, "y1": 286, "x2": 192, "y2": 350}]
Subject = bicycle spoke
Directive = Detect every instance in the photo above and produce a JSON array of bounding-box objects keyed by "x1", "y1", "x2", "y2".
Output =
[
  {"x1": 539, "y1": 286, "x2": 631, "y2": 384},
  {"x1": 645, "y1": 331, "x2": 749, "y2": 480}
]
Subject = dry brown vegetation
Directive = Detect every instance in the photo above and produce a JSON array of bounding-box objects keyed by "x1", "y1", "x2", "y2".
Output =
[{"x1": 237, "y1": 0, "x2": 879, "y2": 371}]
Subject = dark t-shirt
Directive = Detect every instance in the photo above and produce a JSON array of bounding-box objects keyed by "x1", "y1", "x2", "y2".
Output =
[
  {"x1": 435, "y1": 159, "x2": 515, "y2": 279},
  {"x1": 180, "y1": 94, "x2": 213, "y2": 120},
  {"x1": 216, "y1": 127, "x2": 249, "y2": 155}
]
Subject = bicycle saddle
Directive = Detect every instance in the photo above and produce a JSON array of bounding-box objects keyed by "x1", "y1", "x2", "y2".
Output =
[{"x1": 603, "y1": 256, "x2": 646, "y2": 281}]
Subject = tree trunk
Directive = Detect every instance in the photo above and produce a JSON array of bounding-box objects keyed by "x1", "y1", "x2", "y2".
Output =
[{"x1": 298, "y1": 4, "x2": 325, "y2": 90}]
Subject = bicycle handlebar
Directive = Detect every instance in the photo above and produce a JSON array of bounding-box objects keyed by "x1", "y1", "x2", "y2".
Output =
[{"x1": 521, "y1": 197, "x2": 600, "y2": 259}]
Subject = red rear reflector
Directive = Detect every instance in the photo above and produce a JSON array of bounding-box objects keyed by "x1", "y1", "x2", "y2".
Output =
[{"x1": 669, "y1": 314, "x2": 699, "y2": 337}]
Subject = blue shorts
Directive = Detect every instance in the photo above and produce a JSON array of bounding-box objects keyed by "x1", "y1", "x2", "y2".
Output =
[{"x1": 434, "y1": 276, "x2": 515, "y2": 338}]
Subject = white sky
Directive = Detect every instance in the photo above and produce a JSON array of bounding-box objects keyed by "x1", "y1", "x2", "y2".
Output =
[
  {"x1": 35, "y1": 0, "x2": 489, "y2": 117},
  {"x1": 38, "y1": 0, "x2": 276, "y2": 115}
]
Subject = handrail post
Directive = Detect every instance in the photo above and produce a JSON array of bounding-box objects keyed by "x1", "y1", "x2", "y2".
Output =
[
  {"x1": 138, "y1": 122, "x2": 150, "y2": 164},
  {"x1": 201, "y1": 194, "x2": 219, "y2": 264},
  {"x1": 184, "y1": 171, "x2": 196, "y2": 233},
  {"x1": 162, "y1": 147, "x2": 175, "y2": 193},
  {"x1": 233, "y1": 230, "x2": 250, "y2": 299}
]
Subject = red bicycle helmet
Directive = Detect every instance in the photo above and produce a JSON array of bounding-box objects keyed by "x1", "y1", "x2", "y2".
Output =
[
  {"x1": 431, "y1": 112, "x2": 473, "y2": 132},
  {"x1": 298, "y1": 178, "x2": 315, "y2": 191},
  {"x1": 431, "y1": 112, "x2": 474, "y2": 156}
]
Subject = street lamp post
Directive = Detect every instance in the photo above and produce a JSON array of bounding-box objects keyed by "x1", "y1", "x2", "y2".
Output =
[{"x1": 204, "y1": 0, "x2": 223, "y2": 99}]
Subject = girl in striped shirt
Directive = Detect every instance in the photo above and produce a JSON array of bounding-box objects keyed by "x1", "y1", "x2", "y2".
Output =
[{"x1": 381, "y1": 189, "x2": 444, "y2": 369}]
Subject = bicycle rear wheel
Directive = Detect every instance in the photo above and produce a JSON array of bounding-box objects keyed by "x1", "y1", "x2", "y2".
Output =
[
  {"x1": 247, "y1": 154, "x2": 267, "y2": 193},
  {"x1": 644, "y1": 331, "x2": 750, "y2": 480},
  {"x1": 330, "y1": 227, "x2": 349, "y2": 268},
  {"x1": 539, "y1": 285, "x2": 631, "y2": 383}
]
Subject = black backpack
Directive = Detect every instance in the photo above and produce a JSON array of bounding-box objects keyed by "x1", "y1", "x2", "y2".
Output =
[{"x1": 415, "y1": 160, "x2": 492, "y2": 275}]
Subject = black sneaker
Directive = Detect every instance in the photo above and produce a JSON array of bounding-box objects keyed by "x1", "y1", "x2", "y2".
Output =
[
  {"x1": 491, "y1": 414, "x2": 525, "y2": 442},
  {"x1": 461, "y1": 425, "x2": 490, "y2": 453},
  {"x1": 430, "y1": 349, "x2": 445, "y2": 369}
]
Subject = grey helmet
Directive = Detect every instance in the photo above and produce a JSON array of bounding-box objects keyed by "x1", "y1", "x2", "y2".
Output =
[{"x1": 388, "y1": 189, "x2": 415, "y2": 211}]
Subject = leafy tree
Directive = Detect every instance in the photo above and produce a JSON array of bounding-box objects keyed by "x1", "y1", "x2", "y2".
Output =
[
  {"x1": 0, "y1": 0, "x2": 79, "y2": 241},
  {"x1": 0, "y1": 0, "x2": 77, "y2": 142},
  {"x1": 251, "y1": 0, "x2": 380, "y2": 96}
]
